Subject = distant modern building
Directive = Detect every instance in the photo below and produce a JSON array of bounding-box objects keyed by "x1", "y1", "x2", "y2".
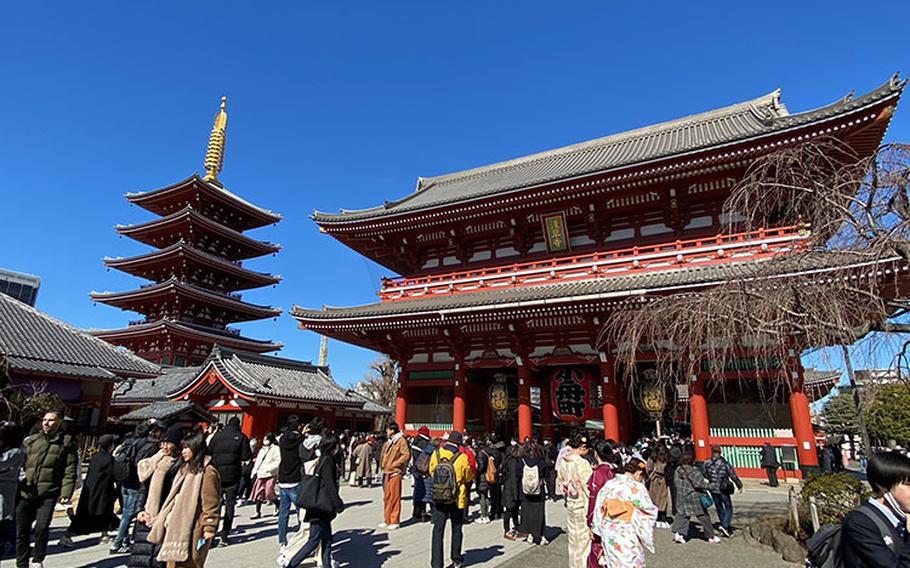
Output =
[{"x1": 0, "y1": 268, "x2": 40, "y2": 307}]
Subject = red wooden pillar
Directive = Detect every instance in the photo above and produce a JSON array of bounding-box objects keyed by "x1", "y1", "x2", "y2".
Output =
[
  {"x1": 539, "y1": 370, "x2": 555, "y2": 440},
  {"x1": 241, "y1": 406, "x2": 256, "y2": 439},
  {"x1": 517, "y1": 358, "x2": 532, "y2": 442},
  {"x1": 789, "y1": 357, "x2": 819, "y2": 468},
  {"x1": 690, "y1": 372, "x2": 711, "y2": 462},
  {"x1": 599, "y1": 351, "x2": 621, "y2": 442},
  {"x1": 395, "y1": 363, "x2": 408, "y2": 429},
  {"x1": 453, "y1": 363, "x2": 467, "y2": 433}
]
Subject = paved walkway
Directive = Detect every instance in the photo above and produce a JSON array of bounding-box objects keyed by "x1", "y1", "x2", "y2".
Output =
[{"x1": 32, "y1": 478, "x2": 795, "y2": 568}]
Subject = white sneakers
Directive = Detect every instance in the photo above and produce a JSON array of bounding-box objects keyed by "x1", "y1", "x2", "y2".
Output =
[
  {"x1": 707, "y1": 536, "x2": 722, "y2": 544},
  {"x1": 673, "y1": 533, "x2": 686, "y2": 544},
  {"x1": 377, "y1": 522, "x2": 388, "y2": 529},
  {"x1": 276, "y1": 553, "x2": 290, "y2": 567},
  {"x1": 525, "y1": 535, "x2": 548, "y2": 545},
  {"x1": 386, "y1": 524, "x2": 400, "y2": 530}
]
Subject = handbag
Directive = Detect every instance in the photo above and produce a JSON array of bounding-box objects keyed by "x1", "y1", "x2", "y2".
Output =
[
  {"x1": 681, "y1": 466, "x2": 713, "y2": 509},
  {"x1": 294, "y1": 457, "x2": 335, "y2": 516}
]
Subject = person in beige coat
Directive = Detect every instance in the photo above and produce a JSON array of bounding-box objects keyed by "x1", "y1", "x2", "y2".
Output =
[
  {"x1": 148, "y1": 431, "x2": 221, "y2": 568},
  {"x1": 378, "y1": 422, "x2": 410, "y2": 530},
  {"x1": 353, "y1": 437, "x2": 374, "y2": 487},
  {"x1": 556, "y1": 434, "x2": 594, "y2": 568}
]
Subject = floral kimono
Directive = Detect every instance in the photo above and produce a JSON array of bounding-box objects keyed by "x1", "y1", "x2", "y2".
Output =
[
  {"x1": 591, "y1": 473, "x2": 657, "y2": 568},
  {"x1": 557, "y1": 453, "x2": 594, "y2": 568}
]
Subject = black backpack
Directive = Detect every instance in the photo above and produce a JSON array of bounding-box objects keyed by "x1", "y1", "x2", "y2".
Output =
[
  {"x1": 431, "y1": 449, "x2": 457, "y2": 505},
  {"x1": 806, "y1": 506, "x2": 898, "y2": 567},
  {"x1": 112, "y1": 439, "x2": 138, "y2": 483}
]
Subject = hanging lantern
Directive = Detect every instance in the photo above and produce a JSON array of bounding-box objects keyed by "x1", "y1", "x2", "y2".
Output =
[
  {"x1": 551, "y1": 366, "x2": 590, "y2": 421},
  {"x1": 489, "y1": 373, "x2": 510, "y2": 421},
  {"x1": 640, "y1": 371, "x2": 666, "y2": 418}
]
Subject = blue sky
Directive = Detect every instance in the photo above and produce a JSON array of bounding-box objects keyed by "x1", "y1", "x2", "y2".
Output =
[{"x1": 1, "y1": 2, "x2": 908, "y2": 388}]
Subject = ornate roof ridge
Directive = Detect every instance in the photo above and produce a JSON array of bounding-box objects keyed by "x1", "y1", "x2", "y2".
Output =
[{"x1": 90, "y1": 318, "x2": 283, "y2": 349}]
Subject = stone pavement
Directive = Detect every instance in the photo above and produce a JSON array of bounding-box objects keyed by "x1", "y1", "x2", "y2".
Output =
[{"x1": 31, "y1": 478, "x2": 794, "y2": 568}]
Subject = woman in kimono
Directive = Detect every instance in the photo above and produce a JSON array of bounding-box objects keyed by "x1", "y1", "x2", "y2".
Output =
[
  {"x1": 591, "y1": 458, "x2": 657, "y2": 568},
  {"x1": 556, "y1": 433, "x2": 593, "y2": 568},
  {"x1": 586, "y1": 439, "x2": 615, "y2": 568}
]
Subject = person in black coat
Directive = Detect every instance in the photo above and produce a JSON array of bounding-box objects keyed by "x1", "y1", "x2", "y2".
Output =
[
  {"x1": 518, "y1": 441, "x2": 548, "y2": 545},
  {"x1": 501, "y1": 444, "x2": 523, "y2": 539},
  {"x1": 61, "y1": 435, "x2": 120, "y2": 544},
  {"x1": 760, "y1": 443, "x2": 781, "y2": 487},
  {"x1": 280, "y1": 434, "x2": 344, "y2": 568},
  {"x1": 208, "y1": 417, "x2": 252, "y2": 545},
  {"x1": 841, "y1": 451, "x2": 910, "y2": 567}
]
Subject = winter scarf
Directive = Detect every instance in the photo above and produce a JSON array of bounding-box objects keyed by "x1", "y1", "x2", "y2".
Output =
[
  {"x1": 138, "y1": 451, "x2": 178, "y2": 522},
  {"x1": 148, "y1": 457, "x2": 211, "y2": 563}
]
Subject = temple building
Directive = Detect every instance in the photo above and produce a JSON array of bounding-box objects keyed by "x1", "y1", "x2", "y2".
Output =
[
  {"x1": 294, "y1": 76, "x2": 905, "y2": 476},
  {"x1": 110, "y1": 346, "x2": 391, "y2": 439},
  {"x1": 91, "y1": 98, "x2": 282, "y2": 365},
  {"x1": 0, "y1": 292, "x2": 159, "y2": 432}
]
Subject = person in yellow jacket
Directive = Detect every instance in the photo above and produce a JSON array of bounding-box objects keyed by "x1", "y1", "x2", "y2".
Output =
[{"x1": 428, "y1": 431, "x2": 473, "y2": 568}]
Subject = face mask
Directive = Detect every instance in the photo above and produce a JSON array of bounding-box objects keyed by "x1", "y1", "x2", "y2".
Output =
[{"x1": 263, "y1": 441, "x2": 271, "y2": 447}]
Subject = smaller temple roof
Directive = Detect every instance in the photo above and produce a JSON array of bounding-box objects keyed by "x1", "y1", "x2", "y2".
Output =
[
  {"x1": 113, "y1": 365, "x2": 201, "y2": 404},
  {"x1": 126, "y1": 174, "x2": 281, "y2": 231},
  {"x1": 0, "y1": 293, "x2": 159, "y2": 380},
  {"x1": 119, "y1": 400, "x2": 215, "y2": 424},
  {"x1": 185, "y1": 346, "x2": 360, "y2": 406},
  {"x1": 344, "y1": 390, "x2": 392, "y2": 415},
  {"x1": 313, "y1": 75, "x2": 904, "y2": 225}
]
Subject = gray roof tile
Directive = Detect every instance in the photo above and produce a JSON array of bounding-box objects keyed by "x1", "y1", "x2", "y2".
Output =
[
  {"x1": 0, "y1": 293, "x2": 159, "y2": 378},
  {"x1": 113, "y1": 366, "x2": 201, "y2": 402},
  {"x1": 119, "y1": 400, "x2": 214, "y2": 423},
  {"x1": 314, "y1": 77, "x2": 904, "y2": 224}
]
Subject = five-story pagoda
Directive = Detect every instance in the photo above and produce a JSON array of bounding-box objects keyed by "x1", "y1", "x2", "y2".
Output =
[{"x1": 92, "y1": 98, "x2": 283, "y2": 365}]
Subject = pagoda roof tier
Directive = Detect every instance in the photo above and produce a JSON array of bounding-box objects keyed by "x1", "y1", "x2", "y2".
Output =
[
  {"x1": 103, "y1": 241, "x2": 280, "y2": 292},
  {"x1": 90, "y1": 318, "x2": 282, "y2": 354},
  {"x1": 116, "y1": 206, "x2": 280, "y2": 261},
  {"x1": 313, "y1": 76, "x2": 904, "y2": 232},
  {"x1": 91, "y1": 278, "x2": 281, "y2": 323},
  {"x1": 293, "y1": 253, "x2": 907, "y2": 350},
  {"x1": 126, "y1": 174, "x2": 281, "y2": 231}
]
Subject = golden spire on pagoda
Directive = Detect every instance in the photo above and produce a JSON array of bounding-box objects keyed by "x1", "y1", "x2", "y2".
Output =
[
  {"x1": 203, "y1": 96, "x2": 228, "y2": 183},
  {"x1": 318, "y1": 334, "x2": 329, "y2": 367}
]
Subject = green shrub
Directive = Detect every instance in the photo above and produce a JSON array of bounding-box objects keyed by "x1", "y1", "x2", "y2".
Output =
[{"x1": 800, "y1": 472, "x2": 870, "y2": 526}]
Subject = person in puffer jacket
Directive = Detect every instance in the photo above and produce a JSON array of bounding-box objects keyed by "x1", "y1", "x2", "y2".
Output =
[{"x1": 207, "y1": 417, "x2": 252, "y2": 546}]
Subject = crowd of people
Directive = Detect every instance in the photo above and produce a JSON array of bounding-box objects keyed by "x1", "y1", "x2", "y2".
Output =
[{"x1": 0, "y1": 411, "x2": 908, "y2": 567}]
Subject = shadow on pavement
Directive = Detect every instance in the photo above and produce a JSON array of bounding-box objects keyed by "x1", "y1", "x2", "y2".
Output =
[
  {"x1": 464, "y1": 543, "x2": 506, "y2": 564},
  {"x1": 333, "y1": 528, "x2": 399, "y2": 568}
]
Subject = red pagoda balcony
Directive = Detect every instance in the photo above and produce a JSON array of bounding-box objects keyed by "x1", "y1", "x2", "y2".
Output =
[{"x1": 379, "y1": 225, "x2": 809, "y2": 302}]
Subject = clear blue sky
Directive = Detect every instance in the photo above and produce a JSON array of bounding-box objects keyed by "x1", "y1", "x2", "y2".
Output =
[{"x1": 1, "y1": 2, "x2": 908, "y2": 388}]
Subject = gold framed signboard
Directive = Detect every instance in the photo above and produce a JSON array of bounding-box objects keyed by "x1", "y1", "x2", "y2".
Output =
[{"x1": 541, "y1": 212, "x2": 570, "y2": 253}]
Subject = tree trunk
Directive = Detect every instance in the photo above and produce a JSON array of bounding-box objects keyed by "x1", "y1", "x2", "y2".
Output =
[{"x1": 841, "y1": 344, "x2": 872, "y2": 455}]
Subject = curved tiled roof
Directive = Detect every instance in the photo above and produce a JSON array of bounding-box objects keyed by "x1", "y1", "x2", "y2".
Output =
[
  {"x1": 0, "y1": 293, "x2": 159, "y2": 378},
  {"x1": 313, "y1": 76, "x2": 904, "y2": 224},
  {"x1": 113, "y1": 365, "x2": 201, "y2": 402},
  {"x1": 119, "y1": 400, "x2": 215, "y2": 423}
]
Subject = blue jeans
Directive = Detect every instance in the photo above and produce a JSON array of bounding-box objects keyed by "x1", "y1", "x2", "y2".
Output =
[
  {"x1": 278, "y1": 484, "x2": 301, "y2": 546},
  {"x1": 712, "y1": 492, "x2": 733, "y2": 530},
  {"x1": 288, "y1": 519, "x2": 332, "y2": 568},
  {"x1": 114, "y1": 487, "x2": 141, "y2": 547}
]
